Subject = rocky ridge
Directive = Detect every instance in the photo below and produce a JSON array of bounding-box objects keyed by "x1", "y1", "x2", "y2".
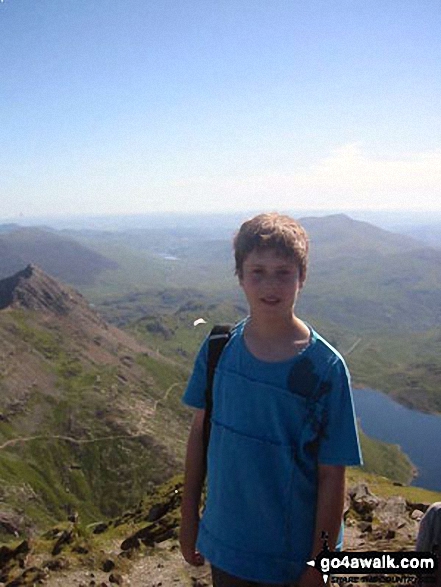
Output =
[{"x1": 0, "y1": 476, "x2": 435, "y2": 587}]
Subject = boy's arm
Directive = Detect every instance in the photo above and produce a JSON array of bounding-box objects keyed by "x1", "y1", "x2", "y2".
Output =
[
  {"x1": 299, "y1": 464, "x2": 346, "y2": 587},
  {"x1": 179, "y1": 409, "x2": 206, "y2": 566}
]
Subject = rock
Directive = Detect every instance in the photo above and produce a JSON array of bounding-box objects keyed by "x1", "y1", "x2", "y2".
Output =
[
  {"x1": 373, "y1": 524, "x2": 396, "y2": 540},
  {"x1": 120, "y1": 536, "x2": 140, "y2": 551},
  {"x1": 109, "y1": 572, "x2": 123, "y2": 585},
  {"x1": 377, "y1": 495, "x2": 407, "y2": 519},
  {"x1": 358, "y1": 521, "x2": 372, "y2": 533},
  {"x1": 72, "y1": 544, "x2": 89, "y2": 554},
  {"x1": 191, "y1": 578, "x2": 210, "y2": 587},
  {"x1": 407, "y1": 501, "x2": 430, "y2": 514},
  {"x1": 67, "y1": 511, "x2": 79, "y2": 523},
  {"x1": 349, "y1": 483, "x2": 380, "y2": 518},
  {"x1": 102, "y1": 559, "x2": 115, "y2": 573},
  {"x1": 0, "y1": 512, "x2": 21, "y2": 537},
  {"x1": 146, "y1": 503, "x2": 170, "y2": 523},
  {"x1": 150, "y1": 527, "x2": 175, "y2": 544},
  {"x1": 5, "y1": 565, "x2": 47, "y2": 586},
  {"x1": 51, "y1": 529, "x2": 73, "y2": 555},
  {"x1": 41, "y1": 527, "x2": 63, "y2": 540},
  {"x1": 92, "y1": 522, "x2": 109, "y2": 535},
  {"x1": 0, "y1": 540, "x2": 30, "y2": 567},
  {"x1": 411, "y1": 509, "x2": 425, "y2": 521},
  {"x1": 120, "y1": 521, "x2": 176, "y2": 551},
  {"x1": 42, "y1": 557, "x2": 69, "y2": 571}
]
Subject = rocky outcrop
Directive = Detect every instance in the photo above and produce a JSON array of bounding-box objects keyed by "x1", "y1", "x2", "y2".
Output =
[
  {"x1": 347, "y1": 483, "x2": 430, "y2": 550},
  {"x1": 0, "y1": 478, "x2": 436, "y2": 586},
  {"x1": 0, "y1": 264, "x2": 88, "y2": 316}
]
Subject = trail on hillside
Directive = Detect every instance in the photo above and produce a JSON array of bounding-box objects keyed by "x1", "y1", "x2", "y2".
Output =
[
  {"x1": 344, "y1": 337, "x2": 362, "y2": 355},
  {"x1": 0, "y1": 381, "x2": 184, "y2": 451}
]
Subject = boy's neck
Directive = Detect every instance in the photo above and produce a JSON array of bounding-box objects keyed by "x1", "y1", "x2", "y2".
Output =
[{"x1": 246, "y1": 312, "x2": 309, "y2": 342}]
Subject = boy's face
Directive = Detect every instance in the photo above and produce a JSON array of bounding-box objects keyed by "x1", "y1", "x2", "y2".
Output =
[{"x1": 239, "y1": 248, "x2": 304, "y2": 318}]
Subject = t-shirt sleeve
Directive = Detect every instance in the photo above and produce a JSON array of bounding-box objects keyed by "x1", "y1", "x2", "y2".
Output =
[
  {"x1": 318, "y1": 358, "x2": 363, "y2": 466},
  {"x1": 181, "y1": 337, "x2": 209, "y2": 409}
]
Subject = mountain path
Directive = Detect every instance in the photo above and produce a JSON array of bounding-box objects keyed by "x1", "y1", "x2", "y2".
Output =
[
  {"x1": 41, "y1": 539, "x2": 212, "y2": 587},
  {"x1": 0, "y1": 381, "x2": 184, "y2": 451}
]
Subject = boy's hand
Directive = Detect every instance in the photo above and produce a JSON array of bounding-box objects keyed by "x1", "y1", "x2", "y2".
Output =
[
  {"x1": 179, "y1": 515, "x2": 205, "y2": 566},
  {"x1": 298, "y1": 566, "x2": 326, "y2": 587}
]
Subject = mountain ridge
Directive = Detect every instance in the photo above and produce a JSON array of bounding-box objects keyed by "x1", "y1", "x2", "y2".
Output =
[{"x1": 0, "y1": 265, "x2": 191, "y2": 533}]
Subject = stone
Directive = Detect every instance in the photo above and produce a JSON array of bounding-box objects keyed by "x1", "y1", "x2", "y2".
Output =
[
  {"x1": 52, "y1": 529, "x2": 73, "y2": 556},
  {"x1": 0, "y1": 513, "x2": 21, "y2": 537},
  {"x1": 146, "y1": 503, "x2": 170, "y2": 523},
  {"x1": 102, "y1": 559, "x2": 115, "y2": 573},
  {"x1": 120, "y1": 536, "x2": 140, "y2": 551},
  {"x1": 109, "y1": 572, "x2": 123, "y2": 585},
  {"x1": 43, "y1": 557, "x2": 69, "y2": 571},
  {"x1": 411, "y1": 509, "x2": 425, "y2": 521},
  {"x1": 92, "y1": 522, "x2": 109, "y2": 534},
  {"x1": 358, "y1": 521, "x2": 372, "y2": 533},
  {"x1": 377, "y1": 495, "x2": 407, "y2": 519},
  {"x1": 349, "y1": 483, "x2": 380, "y2": 518}
]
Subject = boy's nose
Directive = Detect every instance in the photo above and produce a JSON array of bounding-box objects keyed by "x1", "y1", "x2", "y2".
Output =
[{"x1": 263, "y1": 274, "x2": 279, "y2": 286}]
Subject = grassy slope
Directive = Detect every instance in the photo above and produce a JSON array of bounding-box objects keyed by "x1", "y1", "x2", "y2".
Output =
[
  {"x1": 0, "y1": 308, "x2": 191, "y2": 530},
  {"x1": 0, "y1": 300, "x2": 433, "y2": 544},
  {"x1": 122, "y1": 302, "x2": 418, "y2": 487},
  {"x1": 95, "y1": 287, "x2": 441, "y2": 415}
]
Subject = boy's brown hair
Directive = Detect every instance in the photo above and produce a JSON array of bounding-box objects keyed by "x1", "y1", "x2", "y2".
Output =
[{"x1": 233, "y1": 212, "x2": 309, "y2": 282}]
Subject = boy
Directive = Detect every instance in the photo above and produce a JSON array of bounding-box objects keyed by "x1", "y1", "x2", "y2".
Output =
[{"x1": 180, "y1": 213, "x2": 362, "y2": 586}]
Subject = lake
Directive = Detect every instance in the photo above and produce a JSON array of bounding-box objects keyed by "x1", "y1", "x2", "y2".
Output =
[{"x1": 352, "y1": 388, "x2": 441, "y2": 492}]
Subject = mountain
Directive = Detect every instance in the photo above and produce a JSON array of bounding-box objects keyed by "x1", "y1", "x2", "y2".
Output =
[
  {"x1": 0, "y1": 265, "x2": 191, "y2": 535},
  {"x1": 0, "y1": 227, "x2": 119, "y2": 285},
  {"x1": 401, "y1": 222, "x2": 441, "y2": 248},
  {"x1": 301, "y1": 213, "x2": 423, "y2": 258},
  {"x1": 72, "y1": 213, "x2": 441, "y2": 413},
  {"x1": 5, "y1": 215, "x2": 440, "y2": 335}
]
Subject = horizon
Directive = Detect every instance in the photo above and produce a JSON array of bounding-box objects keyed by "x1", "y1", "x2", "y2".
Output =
[
  {"x1": 1, "y1": 1, "x2": 440, "y2": 216},
  {"x1": 2, "y1": 208, "x2": 441, "y2": 235}
]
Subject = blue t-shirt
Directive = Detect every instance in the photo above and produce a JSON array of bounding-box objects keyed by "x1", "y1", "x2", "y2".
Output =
[{"x1": 182, "y1": 320, "x2": 362, "y2": 584}]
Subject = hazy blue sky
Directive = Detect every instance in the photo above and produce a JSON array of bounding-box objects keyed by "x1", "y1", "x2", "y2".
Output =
[{"x1": 1, "y1": 0, "x2": 440, "y2": 219}]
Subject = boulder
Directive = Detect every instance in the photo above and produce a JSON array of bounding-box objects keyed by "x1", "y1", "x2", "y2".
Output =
[
  {"x1": 51, "y1": 529, "x2": 73, "y2": 556},
  {"x1": 411, "y1": 509, "x2": 425, "y2": 521},
  {"x1": 349, "y1": 483, "x2": 380, "y2": 518},
  {"x1": 0, "y1": 512, "x2": 21, "y2": 537},
  {"x1": 102, "y1": 559, "x2": 115, "y2": 573}
]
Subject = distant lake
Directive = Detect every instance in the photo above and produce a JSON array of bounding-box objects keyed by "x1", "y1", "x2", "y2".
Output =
[
  {"x1": 158, "y1": 253, "x2": 179, "y2": 261},
  {"x1": 352, "y1": 388, "x2": 441, "y2": 492}
]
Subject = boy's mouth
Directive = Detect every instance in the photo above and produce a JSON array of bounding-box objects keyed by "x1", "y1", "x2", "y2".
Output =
[{"x1": 260, "y1": 297, "x2": 280, "y2": 306}]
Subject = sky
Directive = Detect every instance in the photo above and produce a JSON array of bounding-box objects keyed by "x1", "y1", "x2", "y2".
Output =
[{"x1": 1, "y1": 0, "x2": 440, "y2": 219}]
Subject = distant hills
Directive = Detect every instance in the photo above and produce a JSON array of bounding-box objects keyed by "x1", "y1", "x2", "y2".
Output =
[
  {"x1": 301, "y1": 213, "x2": 423, "y2": 257},
  {"x1": 3, "y1": 214, "x2": 440, "y2": 335},
  {"x1": 0, "y1": 227, "x2": 118, "y2": 285},
  {"x1": 1, "y1": 213, "x2": 441, "y2": 413}
]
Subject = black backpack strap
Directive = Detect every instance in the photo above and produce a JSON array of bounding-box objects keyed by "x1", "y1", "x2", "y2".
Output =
[{"x1": 203, "y1": 324, "x2": 233, "y2": 469}]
